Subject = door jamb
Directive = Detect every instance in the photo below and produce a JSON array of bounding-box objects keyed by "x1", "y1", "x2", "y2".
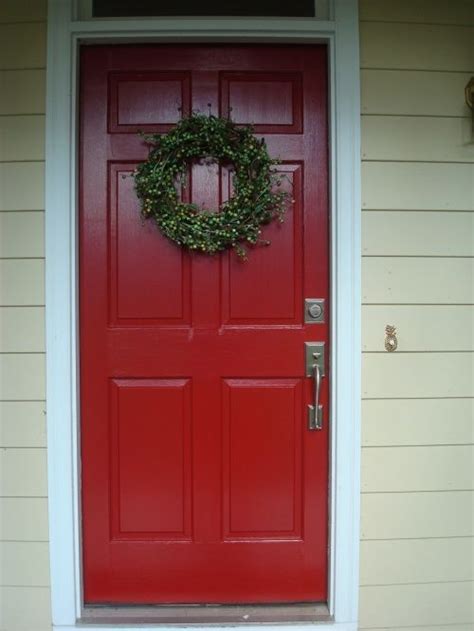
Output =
[{"x1": 45, "y1": 2, "x2": 361, "y2": 630}]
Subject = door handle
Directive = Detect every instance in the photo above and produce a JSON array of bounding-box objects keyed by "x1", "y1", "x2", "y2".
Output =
[
  {"x1": 308, "y1": 357, "x2": 323, "y2": 430},
  {"x1": 305, "y1": 342, "x2": 325, "y2": 431}
]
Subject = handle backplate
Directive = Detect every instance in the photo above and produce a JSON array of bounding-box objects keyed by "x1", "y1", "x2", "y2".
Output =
[{"x1": 304, "y1": 342, "x2": 325, "y2": 377}]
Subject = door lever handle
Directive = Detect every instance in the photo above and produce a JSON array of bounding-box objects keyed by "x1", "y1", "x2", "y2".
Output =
[
  {"x1": 304, "y1": 342, "x2": 325, "y2": 431},
  {"x1": 308, "y1": 354, "x2": 323, "y2": 430}
]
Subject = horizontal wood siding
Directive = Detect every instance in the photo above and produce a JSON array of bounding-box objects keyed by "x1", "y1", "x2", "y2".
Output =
[
  {"x1": 361, "y1": 491, "x2": 474, "y2": 539},
  {"x1": 0, "y1": 3, "x2": 50, "y2": 631},
  {"x1": 0, "y1": 307, "x2": 45, "y2": 352},
  {"x1": 360, "y1": 0, "x2": 474, "y2": 26},
  {"x1": 363, "y1": 305, "x2": 474, "y2": 351},
  {"x1": 363, "y1": 353, "x2": 474, "y2": 398},
  {"x1": 0, "y1": 70, "x2": 46, "y2": 115},
  {"x1": 362, "y1": 398, "x2": 474, "y2": 446},
  {"x1": 363, "y1": 212, "x2": 474, "y2": 257},
  {"x1": 362, "y1": 445, "x2": 474, "y2": 492},
  {"x1": 359, "y1": 1, "x2": 474, "y2": 627},
  {"x1": 0, "y1": 402, "x2": 46, "y2": 447},
  {"x1": 360, "y1": 538, "x2": 474, "y2": 584},
  {"x1": 0, "y1": 448, "x2": 47, "y2": 497},
  {"x1": 362, "y1": 162, "x2": 474, "y2": 210},
  {"x1": 1, "y1": 541, "x2": 50, "y2": 586},
  {"x1": 0, "y1": 163, "x2": 45, "y2": 210},
  {"x1": 363, "y1": 257, "x2": 474, "y2": 303},
  {"x1": 0, "y1": 23, "x2": 46, "y2": 69},
  {"x1": 0, "y1": 587, "x2": 51, "y2": 631},
  {"x1": 0, "y1": 116, "x2": 45, "y2": 161},
  {"x1": 362, "y1": 116, "x2": 473, "y2": 163},
  {"x1": 362, "y1": 70, "x2": 473, "y2": 117},
  {"x1": 360, "y1": 22, "x2": 473, "y2": 72},
  {"x1": 0, "y1": 260, "x2": 45, "y2": 306},
  {"x1": 0, "y1": 212, "x2": 45, "y2": 257},
  {"x1": 0, "y1": 498, "x2": 49, "y2": 541},
  {"x1": 359, "y1": 582, "x2": 474, "y2": 628},
  {"x1": 0, "y1": 0, "x2": 47, "y2": 23}
]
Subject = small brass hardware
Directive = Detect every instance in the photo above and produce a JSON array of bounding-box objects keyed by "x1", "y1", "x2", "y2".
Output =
[
  {"x1": 465, "y1": 77, "x2": 474, "y2": 142},
  {"x1": 465, "y1": 77, "x2": 474, "y2": 109},
  {"x1": 385, "y1": 325, "x2": 398, "y2": 352},
  {"x1": 305, "y1": 298, "x2": 325, "y2": 323}
]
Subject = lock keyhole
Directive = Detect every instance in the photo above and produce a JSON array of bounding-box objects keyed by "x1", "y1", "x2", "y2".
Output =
[{"x1": 308, "y1": 303, "x2": 322, "y2": 319}]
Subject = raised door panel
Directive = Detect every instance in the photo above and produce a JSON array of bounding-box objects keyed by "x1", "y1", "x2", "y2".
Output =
[
  {"x1": 222, "y1": 379, "x2": 303, "y2": 540},
  {"x1": 109, "y1": 72, "x2": 191, "y2": 133},
  {"x1": 110, "y1": 378, "x2": 192, "y2": 540},
  {"x1": 221, "y1": 164, "x2": 303, "y2": 324},
  {"x1": 109, "y1": 164, "x2": 191, "y2": 324},
  {"x1": 220, "y1": 72, "x2": 303, "y2": 133}
]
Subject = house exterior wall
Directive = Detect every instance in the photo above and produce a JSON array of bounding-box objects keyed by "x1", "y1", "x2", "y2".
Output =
[
  {"x1": 0, "y1": 1, "x2": 50, "y2": 630},
  {"x1": 0, "y1": 1, "x2": 472, "y2": 630},
  {"x1": 358, "y1": 1, "x2": 474, "y2": 629}
]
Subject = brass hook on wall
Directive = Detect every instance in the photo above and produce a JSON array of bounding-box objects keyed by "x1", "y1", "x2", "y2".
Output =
[
  {"x1": 385, "y1": 325, "x2": 398, "y2": 352},
  {"x1": 465, "y1": 77, "x2": 474, "y2": 143}
]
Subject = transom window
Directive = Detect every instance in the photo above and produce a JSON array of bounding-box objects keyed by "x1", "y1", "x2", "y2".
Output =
[{"x1": 85, "y1": 0, "x2": 329, "y2": 19}]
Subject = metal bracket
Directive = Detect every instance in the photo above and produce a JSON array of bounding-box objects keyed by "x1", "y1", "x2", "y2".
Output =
[
  {"x1": 305, "y1": 342, "x2": 325, "y2": 377},
  {"x1": 465, "y1": 76, "x2": 474, "y2": 110},
  {"x1": 465, "y1": 77, "x2": 474, "y2": 142}
]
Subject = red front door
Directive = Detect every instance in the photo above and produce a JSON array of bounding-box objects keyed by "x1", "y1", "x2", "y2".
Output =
[{"x1": 80, "y1": 45, "x2": 329, "y2": 605}]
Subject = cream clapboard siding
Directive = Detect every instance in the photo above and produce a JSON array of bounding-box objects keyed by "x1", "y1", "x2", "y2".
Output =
[
  {"x1": 359, "y1": 1, "x2": 474, "y2": 630},
  {"x1": 0, "y1": 2, "x2": 50, "y2": 631}
]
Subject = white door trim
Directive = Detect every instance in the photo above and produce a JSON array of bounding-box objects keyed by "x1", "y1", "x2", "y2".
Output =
[{"x1": 45, "y1": 2, "x2": 361, "y2": 628}]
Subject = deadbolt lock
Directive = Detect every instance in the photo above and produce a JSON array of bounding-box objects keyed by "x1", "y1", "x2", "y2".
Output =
[{"x1": 305, "y1": 298, "x2": 325, "y2": 323}]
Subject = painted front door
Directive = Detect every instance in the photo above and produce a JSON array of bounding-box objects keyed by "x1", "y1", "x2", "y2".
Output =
[{"x1": 80, "y1": 45, "x2": 329, "y2": 605}]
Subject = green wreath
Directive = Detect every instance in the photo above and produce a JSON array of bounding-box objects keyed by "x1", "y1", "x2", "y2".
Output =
[{"x1": 134, "y1": 114, "x2": 290, "y2": 259}]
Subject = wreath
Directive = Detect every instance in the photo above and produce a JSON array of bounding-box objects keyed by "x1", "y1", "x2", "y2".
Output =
[{"x1": 134, "y1": 114, "x2": 290, "y2": 259}]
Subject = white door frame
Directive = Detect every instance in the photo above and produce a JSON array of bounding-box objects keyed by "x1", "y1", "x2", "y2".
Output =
[{"x1": 45, "y1": 2, "x2": 361, "y2": 630}]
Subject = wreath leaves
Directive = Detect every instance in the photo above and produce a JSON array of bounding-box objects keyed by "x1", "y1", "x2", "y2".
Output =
[{"x1": 134, "y1": 113, "x2": 290, "y2": 260}]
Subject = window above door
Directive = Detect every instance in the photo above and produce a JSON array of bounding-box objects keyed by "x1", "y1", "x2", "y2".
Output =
[
  {"x1": 94, "y1": 0, "x2": 315, "y2": 17},
  {"x1": 76, "y1": 0, "x2": 330, "y2": 19}
]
